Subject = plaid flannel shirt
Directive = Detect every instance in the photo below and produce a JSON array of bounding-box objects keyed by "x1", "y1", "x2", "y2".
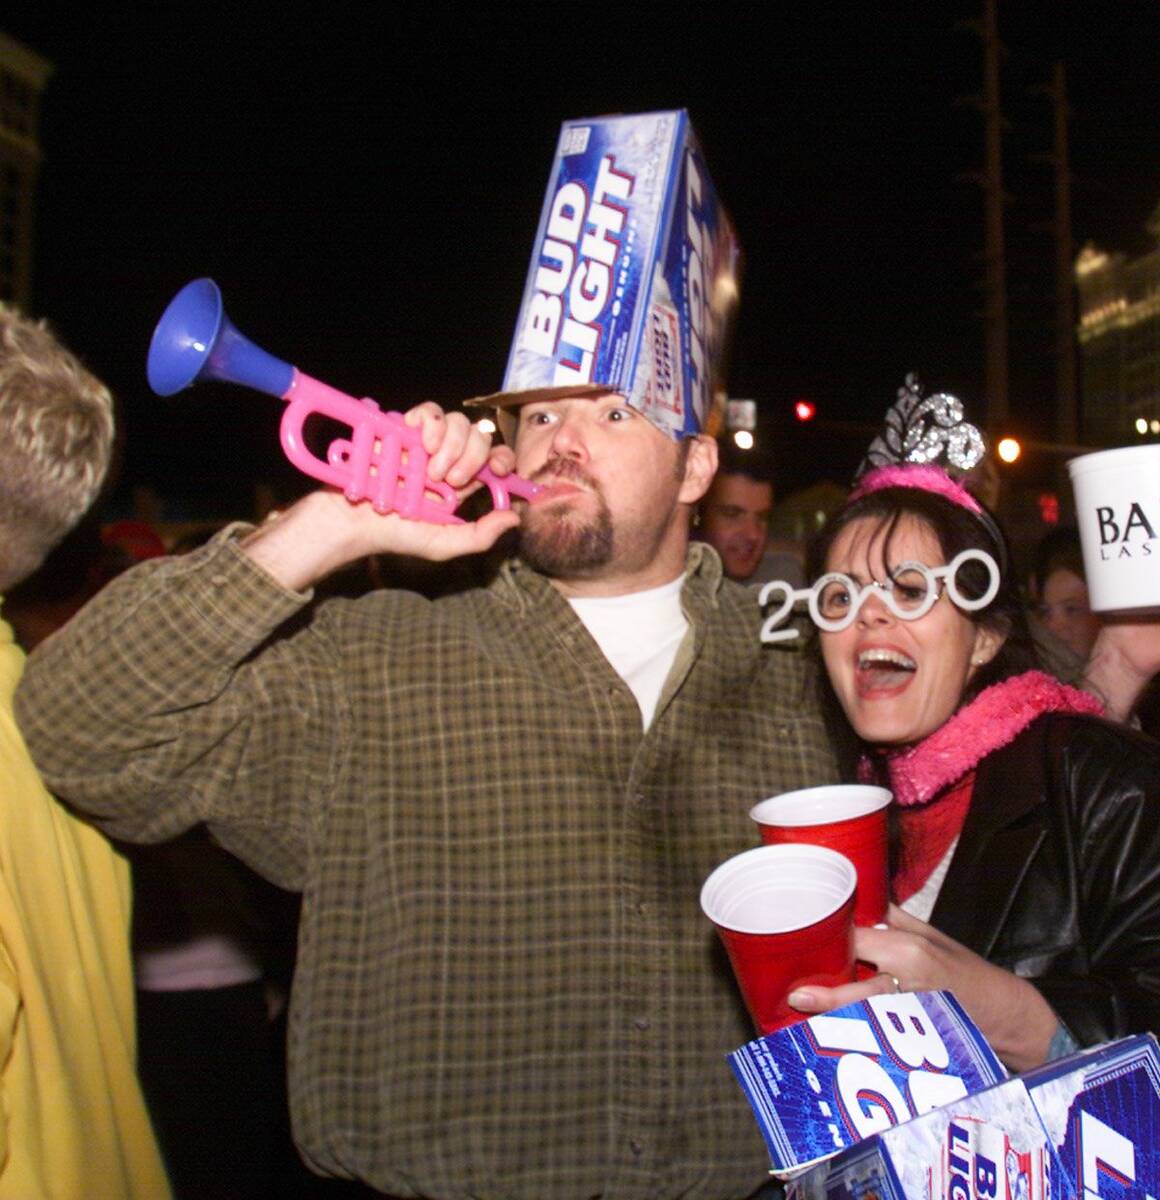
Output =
[{"x1": 16, "y1": 534, "x2": 838, "y2": 1200}]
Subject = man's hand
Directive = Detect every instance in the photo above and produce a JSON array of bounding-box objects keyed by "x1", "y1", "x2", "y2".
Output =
[
  {"x1": 786, "y1": 905, "x2": 1060, "y2": 1072},
  {"x1": 240, "y1": 403, "x2": 521, "y2": 592},
  {"x1": 1084, "y1": 618, "x2": 1160, "y2": 722}
]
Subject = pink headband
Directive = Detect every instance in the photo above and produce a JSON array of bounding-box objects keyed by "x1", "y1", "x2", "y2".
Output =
[{"x1": 848, "y1": 463, "x2": 983, "y2": 515}]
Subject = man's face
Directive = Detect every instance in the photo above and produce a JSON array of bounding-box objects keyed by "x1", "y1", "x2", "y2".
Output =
[
  {"x1": 699, "y1": 473, "x2": 773, "y2": 581},
  {"x1": 512, "y1": 393, "x2": 712, "y2": 591}
]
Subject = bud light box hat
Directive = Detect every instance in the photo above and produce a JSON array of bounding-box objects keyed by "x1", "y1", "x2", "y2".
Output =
[{"x1": 466, "y1": 109, "x2": 741, "y2": 443}]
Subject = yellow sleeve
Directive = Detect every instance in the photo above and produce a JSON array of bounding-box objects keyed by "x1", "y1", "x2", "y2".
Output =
[{"x1": 0, "y1": 937, "x2": 18, "y2": 1176}]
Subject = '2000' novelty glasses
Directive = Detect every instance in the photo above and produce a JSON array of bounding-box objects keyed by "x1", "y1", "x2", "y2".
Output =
[{"x1": 758, "y1": 548, "x2": 1000, "y2": 644}]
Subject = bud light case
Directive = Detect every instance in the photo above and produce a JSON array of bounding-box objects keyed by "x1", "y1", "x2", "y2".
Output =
[
  {"x1": 728, "y1": 991, "x2": 1006, "y2": 1175},
  {"x1": 785, "y1": 1083, "x2": 1068, "y2": 1200},
  {"x1": 779, "y1": 1033, "x2": 1160, "y2": 1200},
  {"x1": 498, "y1": 109, "x2": 741, "y2": 440},
  {"x1": 1025, "y1": 1033, "x2": 1160, "y2": 1200}
]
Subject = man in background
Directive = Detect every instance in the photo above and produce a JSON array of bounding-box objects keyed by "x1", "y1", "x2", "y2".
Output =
[
  {"x1": 696, "y1": 443, "x2": 805, "y2": 586},
  {"x1": 695, "y1": 443, "x2": 773, "y2": 582},
  {"x1": 0, "y1": 304, "x2": 169, "y2": 1198}
]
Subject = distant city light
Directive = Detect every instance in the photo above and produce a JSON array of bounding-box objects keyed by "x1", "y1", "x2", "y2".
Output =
[
  {"x1": 997, "y1": 437, "x2": 1021, "y2": 464},
  {"x1": 1152, "y1": 419, "x2": 1160, "y2": 435},
  {"x1": 1038, "y1": 493, "x2": 1060, "y2": 524},
  {"x1": 1137, "y1": 418, "x2": 1150, "y2": 435},
  {"x1": 733, "y1": 429, "x2": 755, "y2": 450},
  {"x1": 475, "y1": 417, "x2": 497, "y2": 436},
  {"x1": 793, "y1": 399, "x2": 816, "y2": 422},
  {"x1": 1075, "y1": 244, "x2": 1110, "y2": 277},
  {"x1": 725, "y1": 398, "x2": 757, "y2": 431}
]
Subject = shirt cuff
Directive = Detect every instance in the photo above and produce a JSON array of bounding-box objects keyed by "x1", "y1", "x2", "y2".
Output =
[{"x1": 1046, "y1": 1021, "x2": 1080, "y2": 1062}]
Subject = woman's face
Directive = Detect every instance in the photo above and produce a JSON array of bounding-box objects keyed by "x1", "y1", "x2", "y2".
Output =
[
  {"x1": 820, "y1": 514, "x2": 1005, "y2": 747},
  {"x1": 1036, "y1": 567, "x2": 1101, "y2": 660}
]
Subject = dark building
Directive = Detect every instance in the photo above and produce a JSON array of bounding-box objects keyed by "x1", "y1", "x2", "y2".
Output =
[{"x1": 0, "y1": 31, "x2": 52, "y2": 307}]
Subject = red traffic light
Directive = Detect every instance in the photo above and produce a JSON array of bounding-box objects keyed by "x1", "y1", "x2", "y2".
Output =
[{"x1": 793, "y1": 399, "x2": 817, "y2": 422}]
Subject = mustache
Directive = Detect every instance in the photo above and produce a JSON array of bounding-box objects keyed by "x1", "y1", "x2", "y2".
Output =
[{"x1": 530, "y1": 460, "x2": 600, "y2": 491}]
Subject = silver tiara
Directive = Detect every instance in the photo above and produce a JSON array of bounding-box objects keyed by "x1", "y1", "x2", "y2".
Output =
[{"x1": 856, "y1": 374, "x2": 986, "y2": 480}]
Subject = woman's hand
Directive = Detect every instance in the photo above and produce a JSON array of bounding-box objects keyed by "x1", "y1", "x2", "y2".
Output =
[{"x1": 787, "y1": 904, "x2": 1061, "y2": 1072}]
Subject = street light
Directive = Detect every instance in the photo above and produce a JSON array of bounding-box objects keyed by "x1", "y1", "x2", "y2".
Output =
[{"x1": 996, "y1": 436, "x2": 1021, "y2": 464}]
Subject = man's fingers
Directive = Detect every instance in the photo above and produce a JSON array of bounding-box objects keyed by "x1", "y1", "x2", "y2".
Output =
[
  {"x1": 403, "y1": 404, "x2": 491, "y2": 487},
  {"x1": 487, "y1": 443, "x2": 516, "y2": 476},
  {"x1": 411, "y1": 508, "x2": 521, "y2": 561},
  {"x1": 404, "y1": 401, "x2": 448, "y2": 456},
  {"x1": 430, "y1": 415, "x2": 479, "y2": 485}
]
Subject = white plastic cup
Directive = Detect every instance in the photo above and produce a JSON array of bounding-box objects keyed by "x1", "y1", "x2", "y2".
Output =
[{"x1": 1069, "y1": 445, "x2": 1160, "y2": 614}]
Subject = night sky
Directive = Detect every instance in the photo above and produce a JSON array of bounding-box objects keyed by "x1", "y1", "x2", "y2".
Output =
[{"x1": 6, "y1": 3, "x2": 1160, "y2": 516}]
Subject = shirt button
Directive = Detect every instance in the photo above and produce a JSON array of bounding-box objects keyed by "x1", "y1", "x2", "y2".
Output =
[
  {"x1": 635, "y1": 1017, "x2": 651, "y2": 1031},
  {"x1": 630, "y1": 1139, "x2": 644, "y2": 1157}
]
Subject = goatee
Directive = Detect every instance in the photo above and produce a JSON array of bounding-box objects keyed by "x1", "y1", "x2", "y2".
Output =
[
  {"x1": 519, "y1": 463, "x2": 615, "y2": 577},
  {"x1": 519, "y1": 504, "x2": 614, "y2": 577}
]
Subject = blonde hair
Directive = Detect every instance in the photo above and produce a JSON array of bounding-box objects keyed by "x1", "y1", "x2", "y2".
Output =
[{"x1": 0, "y1": 304, "x2": 115, "y2": 591}]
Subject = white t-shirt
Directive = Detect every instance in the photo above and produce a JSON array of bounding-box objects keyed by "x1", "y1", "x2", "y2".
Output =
[{"x1": 568, "y1": 577, "x2": 688, "y2": 729}]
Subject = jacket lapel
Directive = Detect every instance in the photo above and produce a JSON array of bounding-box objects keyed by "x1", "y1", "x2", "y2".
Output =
[{"x1": 928, "y1": 723, "x2": 1049, "y2": 957}]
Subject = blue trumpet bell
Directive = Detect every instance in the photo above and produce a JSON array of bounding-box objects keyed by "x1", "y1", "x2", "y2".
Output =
[{"x1": 147, "y1": 277, "x2": 294, "y2": 400}]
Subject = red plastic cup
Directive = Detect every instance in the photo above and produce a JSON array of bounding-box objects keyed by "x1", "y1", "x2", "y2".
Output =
[
  {"x1": 749, "y1": 785, "x2": 891, "y2": 929},
  {"x1": 700, "y1": 844, "x2": 856, "y2": 1034}
]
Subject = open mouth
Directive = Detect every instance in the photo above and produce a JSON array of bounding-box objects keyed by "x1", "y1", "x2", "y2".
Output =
[{"x1": 855, "y1": 646, "x2": 916, "y2": 693}]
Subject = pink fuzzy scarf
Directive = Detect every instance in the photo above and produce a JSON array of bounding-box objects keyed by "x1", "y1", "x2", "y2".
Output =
[{"x1": 859, "y1": 670, "x2": 1104, "y2": 807}]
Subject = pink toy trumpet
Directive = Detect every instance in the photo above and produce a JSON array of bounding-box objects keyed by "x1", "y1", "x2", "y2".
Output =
[{"x1": 147, "y1": 278, "x2": 541, "y2": 523}]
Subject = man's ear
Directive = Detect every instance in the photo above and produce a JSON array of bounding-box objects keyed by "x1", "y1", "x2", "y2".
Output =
[{"x1": 679, "y1": 434, "x2": 718, "y2": 505}]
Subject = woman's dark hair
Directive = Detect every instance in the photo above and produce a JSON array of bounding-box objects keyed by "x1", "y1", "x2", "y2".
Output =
[
  {"x1": 806, "y1": 485, "x2": 1040, "y2": 766},
  {"x1": 1033, "y1": 525, "x2": 1086, "y2": 595}
]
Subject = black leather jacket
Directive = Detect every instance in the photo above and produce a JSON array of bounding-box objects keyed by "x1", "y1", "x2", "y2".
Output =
[{"x1": 928, "y1": 712, "x2": 1160, "y2": 1047}]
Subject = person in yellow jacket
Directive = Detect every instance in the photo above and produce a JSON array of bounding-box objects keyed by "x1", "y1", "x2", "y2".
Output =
[{"x1": 0, "y1": 304, "x2": 169, "y2": 1198}]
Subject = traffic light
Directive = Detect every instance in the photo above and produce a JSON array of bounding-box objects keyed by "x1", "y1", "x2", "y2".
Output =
[{"x1": 793, "y1": 398, "x2": 816, "y2": 422}]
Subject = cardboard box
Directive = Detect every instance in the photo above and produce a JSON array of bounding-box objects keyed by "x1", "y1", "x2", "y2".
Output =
[
  {"x1": 785, "y1": 1079, "x2": 1068, "y2": 1200},
  {"x1": 782, "y1": 1033, "x2": 1160, "y2": 1200},
  {"x1": 498, "y1": 109, "x2": 740, "y2": 439},
  {"x1": 728, "y1": 991, "x2": 1007, "y2": 1175},
  {"x1": 1025, "y1": 1033, "x2": 1160, "y2": 1199}
]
